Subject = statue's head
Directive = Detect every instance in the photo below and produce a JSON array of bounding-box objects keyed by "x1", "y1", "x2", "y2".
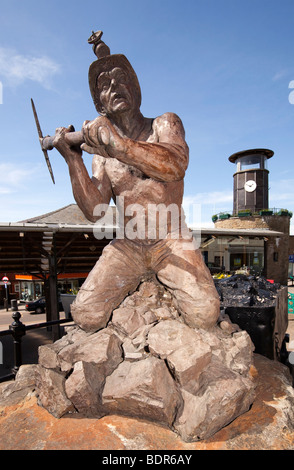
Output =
[{"x1": 88, "y1": 31, "x2": 142, "y2": 116}]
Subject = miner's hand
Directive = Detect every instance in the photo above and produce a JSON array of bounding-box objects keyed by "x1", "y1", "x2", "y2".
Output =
[
  {"x1": 81, "y1": 116, "x2": 126, "y2": 158},
  {"x1": 53, "y1": 125, "x2": 82, "y2": 162}
]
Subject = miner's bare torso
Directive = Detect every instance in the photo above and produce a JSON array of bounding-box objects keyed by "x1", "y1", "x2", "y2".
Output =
[{"x1": 92, "y1": 116, "x2": 185, "y2": 239}]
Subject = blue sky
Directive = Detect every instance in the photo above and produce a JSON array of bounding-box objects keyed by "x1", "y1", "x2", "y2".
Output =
[{"x1": 0, "y1": 0, "x2": 294, "y2": 232}]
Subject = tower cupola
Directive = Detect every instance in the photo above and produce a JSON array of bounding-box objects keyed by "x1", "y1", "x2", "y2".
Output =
[{"x1": 229, "y1": 148, "x2": 274, "y2": 214}]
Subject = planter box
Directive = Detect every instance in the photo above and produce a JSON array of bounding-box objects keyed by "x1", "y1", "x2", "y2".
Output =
[
  {"x1": 238, "y1": 211, "x2": 252, "y2": 217},
  {"x1": 259, "y1": 210, "x2": 273, "y2": 216},
  {"x1": 219, "y1": 213, "x2": 231, "y2": 220}
]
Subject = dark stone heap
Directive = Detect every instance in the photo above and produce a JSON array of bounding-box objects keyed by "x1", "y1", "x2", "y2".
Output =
[{"x1": 214, "y1": 275, "x2": 281, "y2": 307}]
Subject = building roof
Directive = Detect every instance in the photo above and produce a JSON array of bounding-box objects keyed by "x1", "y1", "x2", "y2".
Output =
[
  {"x1": 19, "y1": 204, "x2": 95, "y2": 225},
  {"x1": 228, "y1": 148, "x2": 274, "y2": 163}
]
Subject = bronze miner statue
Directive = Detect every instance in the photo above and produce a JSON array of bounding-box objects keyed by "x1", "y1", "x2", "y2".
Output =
[
  {"x1": 51, "y1": 31, "x2": 220, "y2": 333},
  {"x1": 34, "y1": 32, "x2": 256, "y2": 441}
]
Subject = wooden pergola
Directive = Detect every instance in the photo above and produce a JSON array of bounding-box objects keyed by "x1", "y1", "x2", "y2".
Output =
[{"x1": 0, "y1": 222, "x2": 110, "y2": 338}]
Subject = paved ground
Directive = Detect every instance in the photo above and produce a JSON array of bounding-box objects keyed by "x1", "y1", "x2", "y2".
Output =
[{"x1": 0, "y1": 302, "x2": 67, "y2": 330}]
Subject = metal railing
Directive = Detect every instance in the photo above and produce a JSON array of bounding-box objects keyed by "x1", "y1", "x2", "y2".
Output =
[{"x1": 0, "y1": 311, "x2": 73, "y2": 383}]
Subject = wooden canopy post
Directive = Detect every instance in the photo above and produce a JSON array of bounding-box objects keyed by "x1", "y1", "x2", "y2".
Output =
[{"x1": 44, "y1": 233, "x2": 60, "y2": 342}]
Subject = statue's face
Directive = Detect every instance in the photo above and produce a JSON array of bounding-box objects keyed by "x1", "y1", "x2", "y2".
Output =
[{"x1": 97, "y1": 67, "x2": 135, "y2": 115}]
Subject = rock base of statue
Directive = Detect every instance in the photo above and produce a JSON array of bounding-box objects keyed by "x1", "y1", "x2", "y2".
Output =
[{"x1": 36, "y1": 280, "x2": 256, "y2": 442}]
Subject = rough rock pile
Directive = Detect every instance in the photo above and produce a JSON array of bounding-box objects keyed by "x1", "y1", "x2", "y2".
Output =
[{"x1": 36, "y1": 280, "x2": 256, "y2": 442}]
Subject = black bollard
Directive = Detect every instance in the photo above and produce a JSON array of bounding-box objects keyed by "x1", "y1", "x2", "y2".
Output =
[
  {"x1": 11, "y1": 299, "x2": 18, "y2": 311},
  {"x1": 9, "y1": 311, "x2": 26, "y2": 374}
]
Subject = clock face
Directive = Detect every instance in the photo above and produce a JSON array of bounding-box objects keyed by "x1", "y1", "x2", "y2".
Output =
[{"x1": 244, "y1": 180, "x2": 257, "y2": 192}]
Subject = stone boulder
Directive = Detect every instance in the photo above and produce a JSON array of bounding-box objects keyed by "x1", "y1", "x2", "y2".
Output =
[
  {"x1": 174, "y1": 358, "x2": 255, "y2": 441},
  {"x1": 35, "y1": 279, "x2": 257, "y2": 441},
  {"x1": 37, "y1": 327, "x2": 123, "y2": 418},
  {"x1": 148, "y1": 320, "x2": 212, "y2": 393},
  {"x1": 36, "y1": 366, "x2": 75, "y2": 418},
  {"x1": 0, "y1": 364, "x2": 39, "y2": 407},
  {"x1": 102, "y1": 356, "x2": 182, "y2": 426}
]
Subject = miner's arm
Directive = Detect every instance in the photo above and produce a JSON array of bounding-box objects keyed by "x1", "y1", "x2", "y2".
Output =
[
  {"x1": 53, "y1": 127, "x2": 112, "y2": 222},
  {"x1": 82, "y1": 113, "x2": 189, "y2": 182},
  {"x1": 124, "y1": 113, "x2": 189, "y2": 182}
]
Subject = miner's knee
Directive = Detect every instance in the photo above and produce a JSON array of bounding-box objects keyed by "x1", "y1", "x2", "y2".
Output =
[
  {"x1": 178, "y1": 295, "x2": 220, "y2": 330},
  {"x1": 200, "y1": 297, "x2": 220, "y2": 329}
]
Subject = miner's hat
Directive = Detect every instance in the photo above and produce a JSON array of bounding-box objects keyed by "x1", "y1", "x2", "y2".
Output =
[{"x1": 88, "y1": 31, "x2": 142, "y2": 113}]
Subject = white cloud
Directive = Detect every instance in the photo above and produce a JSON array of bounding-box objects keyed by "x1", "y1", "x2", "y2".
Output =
[
  {"x1": 0, "y1": 162, "x2": 39, "y2": 194},
  {"x1": 272, "y1": 70, "x2": 288, "y2": 82},
  {"x1": 269, "y1": 178, "x2": 294, "y2": 206},
  {"x1": 0, "y1": 47, "x2": 60, "y2": 89},
  {"x1": 183, "y1": 191, "x2": 233, "y2": 227},
  {"x1": 183, "y1": 191, "x2": 233, "y2": 206}
]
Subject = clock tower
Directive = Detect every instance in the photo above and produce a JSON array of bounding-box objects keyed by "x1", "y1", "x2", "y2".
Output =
[{"x1": 229, "y1": 148, "x2": 274, "y2": 214}]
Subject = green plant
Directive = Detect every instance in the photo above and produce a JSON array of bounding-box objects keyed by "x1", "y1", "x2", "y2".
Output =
[{"x1": 277, "y1": 209, "x2": 292, "y2": 217}]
